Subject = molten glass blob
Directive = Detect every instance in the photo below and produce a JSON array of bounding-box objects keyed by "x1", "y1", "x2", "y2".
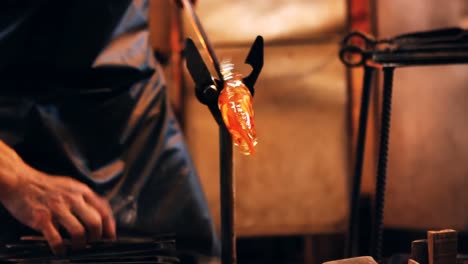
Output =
[{"x1": 218, "y1": 61, "x2": 258, "y2": 155}]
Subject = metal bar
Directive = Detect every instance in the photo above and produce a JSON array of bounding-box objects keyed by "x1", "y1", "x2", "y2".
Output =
[
  {"x1": 370, "y1": 67, "x2": 394, "y2": 263},
  {"x1": 345, "y1": 66, "x2": 375, "y2": 258},
  {"x1": 179, "y1": 0, "x2": 224, "y2": 81},
  {"x1": 219, "y1": 126, "x2": 235, "y2": 264},
  {"x1": 372, "y1": 51, "x2": 468, "y2": 66},
  {"x1": 178, "y1": 2, "x2": 237, "y2": 262}
]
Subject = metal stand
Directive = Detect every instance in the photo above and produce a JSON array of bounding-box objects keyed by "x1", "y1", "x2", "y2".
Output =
[
  {"x1": 185, "y1": 38, "x2": 263, "y2": 264},
  {"x1": 340, "y1": 27, "x2": 468, "y2": 262},
  {"x1": 370, "y1": 67, "x2": 394, "y2": 263},
  {"x1": 219, "y1": 127, "x2": 235, "y2": 263},
  {"x1": 345, "y1": 66, "x2": 375, "y2": 257},
  {"x1": 179, "y1": 2, "x2": 264, "y2": 263}
]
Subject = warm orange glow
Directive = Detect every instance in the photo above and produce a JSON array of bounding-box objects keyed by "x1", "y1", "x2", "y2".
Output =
[
  {"x1": 218, "y1": 63, "x2": 257, "y2": 155},
  {"x1": 349, "y1": 0, "x2": 372, "y2": 32}
]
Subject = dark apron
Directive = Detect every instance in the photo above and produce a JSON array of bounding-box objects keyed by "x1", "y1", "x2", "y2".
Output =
[{"x1": 0, "y1": 0, "x2": 219, "y2": 256}]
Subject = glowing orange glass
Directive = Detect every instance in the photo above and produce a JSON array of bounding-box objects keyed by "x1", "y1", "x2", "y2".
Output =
[{"x1": 218, "y1": 61, "x2": 257, "y2": 155}]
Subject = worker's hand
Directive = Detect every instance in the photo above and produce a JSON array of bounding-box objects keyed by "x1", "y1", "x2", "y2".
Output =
[{"x1": 0, "y1": 142, "x2": 116, "y2": 256}]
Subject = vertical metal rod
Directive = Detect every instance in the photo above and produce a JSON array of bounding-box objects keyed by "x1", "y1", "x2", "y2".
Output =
[
  {"x1": 178, "y1": 1, "x2": 237, "y2": 262},
  {"x1": 180, "y1": 0, "x2": 224, "y2": 81},
  {"x1": 370, "y1": 67, "x2": 394, "y2": 263},
  {"x1": 219, "y1": 126, "x2": 236, "y2": 264},
  {"x1": 345, "y1": 66, "x2": 375, "y2": 258}
]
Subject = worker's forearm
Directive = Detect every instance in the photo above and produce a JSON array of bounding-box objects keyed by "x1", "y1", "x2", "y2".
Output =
[{"x1": 0, "y1": 140, "x2": 24, "y2": 201}]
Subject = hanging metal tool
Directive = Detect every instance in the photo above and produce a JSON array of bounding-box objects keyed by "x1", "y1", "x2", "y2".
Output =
[{"x1": 176, "y1": 1, "x2": 264, "y2": 263}]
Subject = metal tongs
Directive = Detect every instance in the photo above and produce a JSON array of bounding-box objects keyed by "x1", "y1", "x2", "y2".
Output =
[
  {"x1": 180, "y1": 0, "x2": 264, "y2": 124},
  {"x1": 176, "y1": 1, "x2": 264, "y2": 264}
]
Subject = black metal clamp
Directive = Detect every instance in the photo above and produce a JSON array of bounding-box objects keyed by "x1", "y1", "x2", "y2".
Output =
[
  {"x1": 340, "y1": 27, "x2": 468, "y2": 262},
  {"x1": 185, "y1": 36, "x2": 264, "y2": 126},
  {"x1": 178, "y1": 1, "x2": 264, "y2": 263}
]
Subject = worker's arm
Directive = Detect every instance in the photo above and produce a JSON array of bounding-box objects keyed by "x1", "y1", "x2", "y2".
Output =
[{"x1": 0, "y1": 140, "x2": 116, "y2": 256}]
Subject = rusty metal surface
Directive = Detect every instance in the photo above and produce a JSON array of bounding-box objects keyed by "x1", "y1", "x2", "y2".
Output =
[{"x1": 0, "y1": 236, "x2": 180, "y2": 264}]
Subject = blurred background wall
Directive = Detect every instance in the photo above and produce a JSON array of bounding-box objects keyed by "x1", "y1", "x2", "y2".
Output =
[
  {"x1": 180, "y1": 0, "x2": 351, "y2": 238},
  {"x1": 375, "y1": 0, "x2": 468, "y2": 231}
]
